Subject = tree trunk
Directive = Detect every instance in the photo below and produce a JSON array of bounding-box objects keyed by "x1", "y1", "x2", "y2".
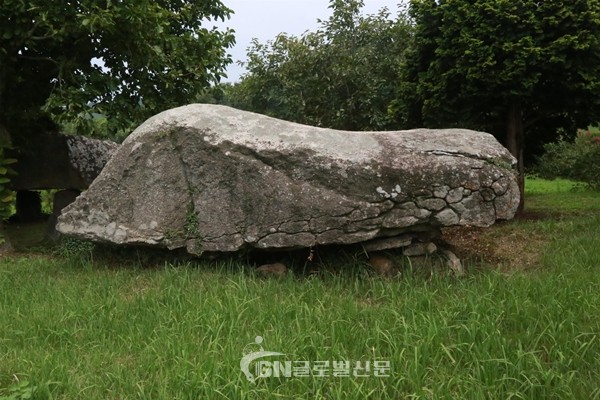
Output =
[{"x1": 506, "y1": 101, "x2": 525, "y2": 214}]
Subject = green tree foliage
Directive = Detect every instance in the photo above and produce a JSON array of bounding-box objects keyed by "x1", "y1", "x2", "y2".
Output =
[
  {"x1": 397, "y1": 0, "x2": 600, "y2": 206},
  {"x1": 229, "y1": 0, "x2": 413, "y2": 131},
  {"x1": 0, "y1": 0, "x2": 234, "y2": 225},
  {"x1": 0, "y1": 121, "x2": 15, "y2": 229},
  {"x1": 0, "y1": 0, "x2": 235, "y2": 138}
]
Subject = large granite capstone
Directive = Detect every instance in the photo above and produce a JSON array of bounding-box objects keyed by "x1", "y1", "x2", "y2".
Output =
[{"x1": 57, "y1": 104, "x2": 520, "y2": 254}]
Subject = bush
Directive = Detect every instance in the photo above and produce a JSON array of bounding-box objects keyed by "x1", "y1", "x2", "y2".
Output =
[
  {"x1": 535, "y1": 129, "x2": 600, "y2": 189},
  {"x1": 0, "y1": 148, "x2": 17, "y2": 246}
]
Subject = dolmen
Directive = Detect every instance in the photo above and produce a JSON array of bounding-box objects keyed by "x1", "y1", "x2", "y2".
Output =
[{"x1": 57, "y1": 104, "x2": 520, "y2": 256}]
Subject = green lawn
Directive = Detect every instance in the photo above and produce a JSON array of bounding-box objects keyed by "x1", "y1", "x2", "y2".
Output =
[{"x1": 1, "y1": 178, "x2": 599, "y2": 399}]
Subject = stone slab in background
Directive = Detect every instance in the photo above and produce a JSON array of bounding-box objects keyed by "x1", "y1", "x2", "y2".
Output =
[
  {"x1": 57, "y1": 104, "x2": 520, "y2": 255},
  {"x1": 9, "y1": 132, "x2": 118, "y2": 191}
]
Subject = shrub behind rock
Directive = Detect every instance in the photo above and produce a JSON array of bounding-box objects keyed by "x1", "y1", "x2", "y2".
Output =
[{"x1": 535, "y1": 129, "x2": 600, "y2": 189}]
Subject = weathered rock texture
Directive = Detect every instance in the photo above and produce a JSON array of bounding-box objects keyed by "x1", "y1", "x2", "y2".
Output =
[
  {"x1": 66, "y1": 136, "x2": 119, "y2": 187},
  {"x1": 57, "y1": 104, "x2": 520, "y2": 254}
]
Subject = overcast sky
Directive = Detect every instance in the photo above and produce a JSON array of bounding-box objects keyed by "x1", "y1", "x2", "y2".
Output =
[{"x1": 215, "y1": 0, "x2": 406, "y2": 82}]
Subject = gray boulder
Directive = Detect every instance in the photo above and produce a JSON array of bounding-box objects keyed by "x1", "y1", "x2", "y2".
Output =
[{"x1": 57, "y1": 104, "x2": 520, "y2": 255}]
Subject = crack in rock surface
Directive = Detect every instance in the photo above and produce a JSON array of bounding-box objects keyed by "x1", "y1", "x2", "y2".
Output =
[{"x1": 57, "y1": 104, "x2": 520, "y2": 254}]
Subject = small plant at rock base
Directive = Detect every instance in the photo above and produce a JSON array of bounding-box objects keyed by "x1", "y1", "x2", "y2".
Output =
[
  {"x1": 55, "y1": 236, "x2": 95, "y2": 259},
  {"x1": 184, "y1": 205, "x2": 200, "y2": 239},
  {"x1": 164, "y1": 229, "x2": 179, "y2": 243}
]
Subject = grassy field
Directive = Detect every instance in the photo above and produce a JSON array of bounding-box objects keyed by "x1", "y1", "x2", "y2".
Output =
[{"x1": 1, "y1": 178, "x2": 599, "y2": 399}]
